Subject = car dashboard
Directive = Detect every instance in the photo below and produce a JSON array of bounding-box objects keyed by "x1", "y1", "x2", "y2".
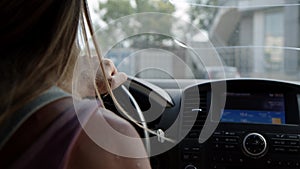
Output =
[{"x1": 107, "y1": 78, "x2": 300, "y2": 169}]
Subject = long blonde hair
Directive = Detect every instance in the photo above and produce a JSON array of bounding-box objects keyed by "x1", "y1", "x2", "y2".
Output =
[{"x1": 0, "y1": 0, "x2": 81, "y2": 121}]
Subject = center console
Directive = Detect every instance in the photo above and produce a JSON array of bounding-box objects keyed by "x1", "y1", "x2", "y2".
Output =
[{"x1": 180, "y1": 79, "x2": 300, "y2": 169}]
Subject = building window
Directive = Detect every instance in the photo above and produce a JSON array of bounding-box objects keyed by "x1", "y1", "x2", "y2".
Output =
[{"x1": 264, "y1": 8, "x2": 284, "y2": 72}]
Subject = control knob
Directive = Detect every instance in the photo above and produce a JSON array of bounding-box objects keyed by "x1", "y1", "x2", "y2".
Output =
[
  {"x1": 184, "y1": 164, "x2": 197, "y2": 169},
  {"x1": 243, "y1": 133, "x2": 267, "y2": 158}
]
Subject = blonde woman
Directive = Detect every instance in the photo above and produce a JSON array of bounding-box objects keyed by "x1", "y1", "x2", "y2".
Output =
[{"x1": 0, "y1": 0, "x2": 151, "y2": 169}]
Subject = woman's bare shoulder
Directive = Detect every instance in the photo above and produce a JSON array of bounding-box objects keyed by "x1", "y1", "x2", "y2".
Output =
[{"x1": 64, "y1": 100, "x2": 152, "y2": 169}]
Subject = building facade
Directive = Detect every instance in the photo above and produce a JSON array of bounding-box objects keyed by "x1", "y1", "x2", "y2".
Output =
[{"x1": 209, "y1": 0, "x2": 300, "y2": 80}]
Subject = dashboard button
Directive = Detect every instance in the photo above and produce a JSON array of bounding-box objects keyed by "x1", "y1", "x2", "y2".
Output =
[
  {"x1": 191, "y1": 154, "x2": 200, "y2": 160},
  {"x1": 238, "y1": 158, "x2": 245, "y2": 163},
  {"x1": 224, "y1": 137, "x2": 239, "y2": 143},
  {"x1": 276, "y1": 161, "x2": 283, "y2": 166},
  {"x1": 213, "y1": 144, "x2": 221, "y2": 149},
  {"x1": 212, "y1": 137, "x2": 221, "y2": 143},
  {"x1": 295, "y1": 162, "x2": 300, "y2": 167},
  {"x1": 188, "y1": 132, "x2": 199, "y2": 138},
  {"x1": 286, "y1": 134, "x2": 299, "y2": 139},
  {"x1": 191, "y1": 147, "x2": 201, "y2": 151},
  {"x1": 213, "y1": 131, "x2": 223, "y2": 135},
  {"x1": 272, "y1": 139, "x2": 286, "y2": 145},
  {"x1": 273, "y1": 147, "x2": 286, "y2": 152},
  {"x1": 183, "y1": 154, "x2": 191, "y2": 160},
  {"x1": 288, "y1": 140, "x2": 299, "y2": 146},
  {"x1": 266, "y1": 159, "x2": 272, "y2": 166},
  {"x1": 287, "y1": 147, "x2": 300, "y2": 153},
  {"x1": 224, "y1": 131, "x2": 237, "y2": 136},
  {"x1": 212, "y1": 165, "x2": 225, "y2": 169},
  {"x1": 224, "y1": 144, "x2": 237, "y2": 150},
  {"x1": 269, "y1": 134, "x2": 286, "y2": 139},
  {"x1": 286, "y1": 161, "x2": 292, "y2": 167},
  {"x1": 183, "y1": 147, "x2": 190, "y2": 151}
]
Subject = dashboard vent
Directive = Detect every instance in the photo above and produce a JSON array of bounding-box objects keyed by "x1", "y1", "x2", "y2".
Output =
[{"x1": 181, "y1": 89, "x2": 209, "y2": 136}]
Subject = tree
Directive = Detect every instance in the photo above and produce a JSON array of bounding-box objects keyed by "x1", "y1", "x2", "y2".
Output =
[
  {"x1": 188, "y1": 0, "x2": 218, "y2": 30},
  {"x1": 97, "y1": 0, "x2": 175, "y2": 49},
  {"x1": 99, "y1": 0, "x2": 134, "y2": 23},
  {"x1": 99, "y1": 0, "x2": 175, "y2": 22}
]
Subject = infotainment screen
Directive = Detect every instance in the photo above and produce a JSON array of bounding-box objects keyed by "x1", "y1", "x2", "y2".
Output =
[{"x1": 221, "y1": 93, "x2": 286, "y2": 124}]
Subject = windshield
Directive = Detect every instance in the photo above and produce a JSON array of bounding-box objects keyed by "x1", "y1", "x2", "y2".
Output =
[{"x1": 89, "y1": 0, "x2": 300, "y2": 81}]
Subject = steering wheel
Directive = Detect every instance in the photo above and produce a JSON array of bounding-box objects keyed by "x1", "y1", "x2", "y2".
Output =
[
  {"x1": 102, "y1": 81, "x2": 151, "y2": 155},
  {"x1": 119, "y1": 85, "x2": 151, "y2": 154}
]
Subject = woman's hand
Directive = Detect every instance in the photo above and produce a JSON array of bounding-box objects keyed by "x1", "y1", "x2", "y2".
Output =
[
  {"x1": 77, "y1": 57, "x2": 127, "y2": 98},
  {"x1": 96, "y1": 58, "x2": 127, "y2": 94}
]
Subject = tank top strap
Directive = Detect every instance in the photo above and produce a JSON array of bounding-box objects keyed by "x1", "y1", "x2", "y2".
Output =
[{"x1": 0, "y1": 86, "x2": 70, "y2": 149}]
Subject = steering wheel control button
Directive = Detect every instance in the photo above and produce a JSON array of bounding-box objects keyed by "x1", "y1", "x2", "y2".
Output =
[{"x1": 243, "y1": 133, "x2": 267, "y2": 158}]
